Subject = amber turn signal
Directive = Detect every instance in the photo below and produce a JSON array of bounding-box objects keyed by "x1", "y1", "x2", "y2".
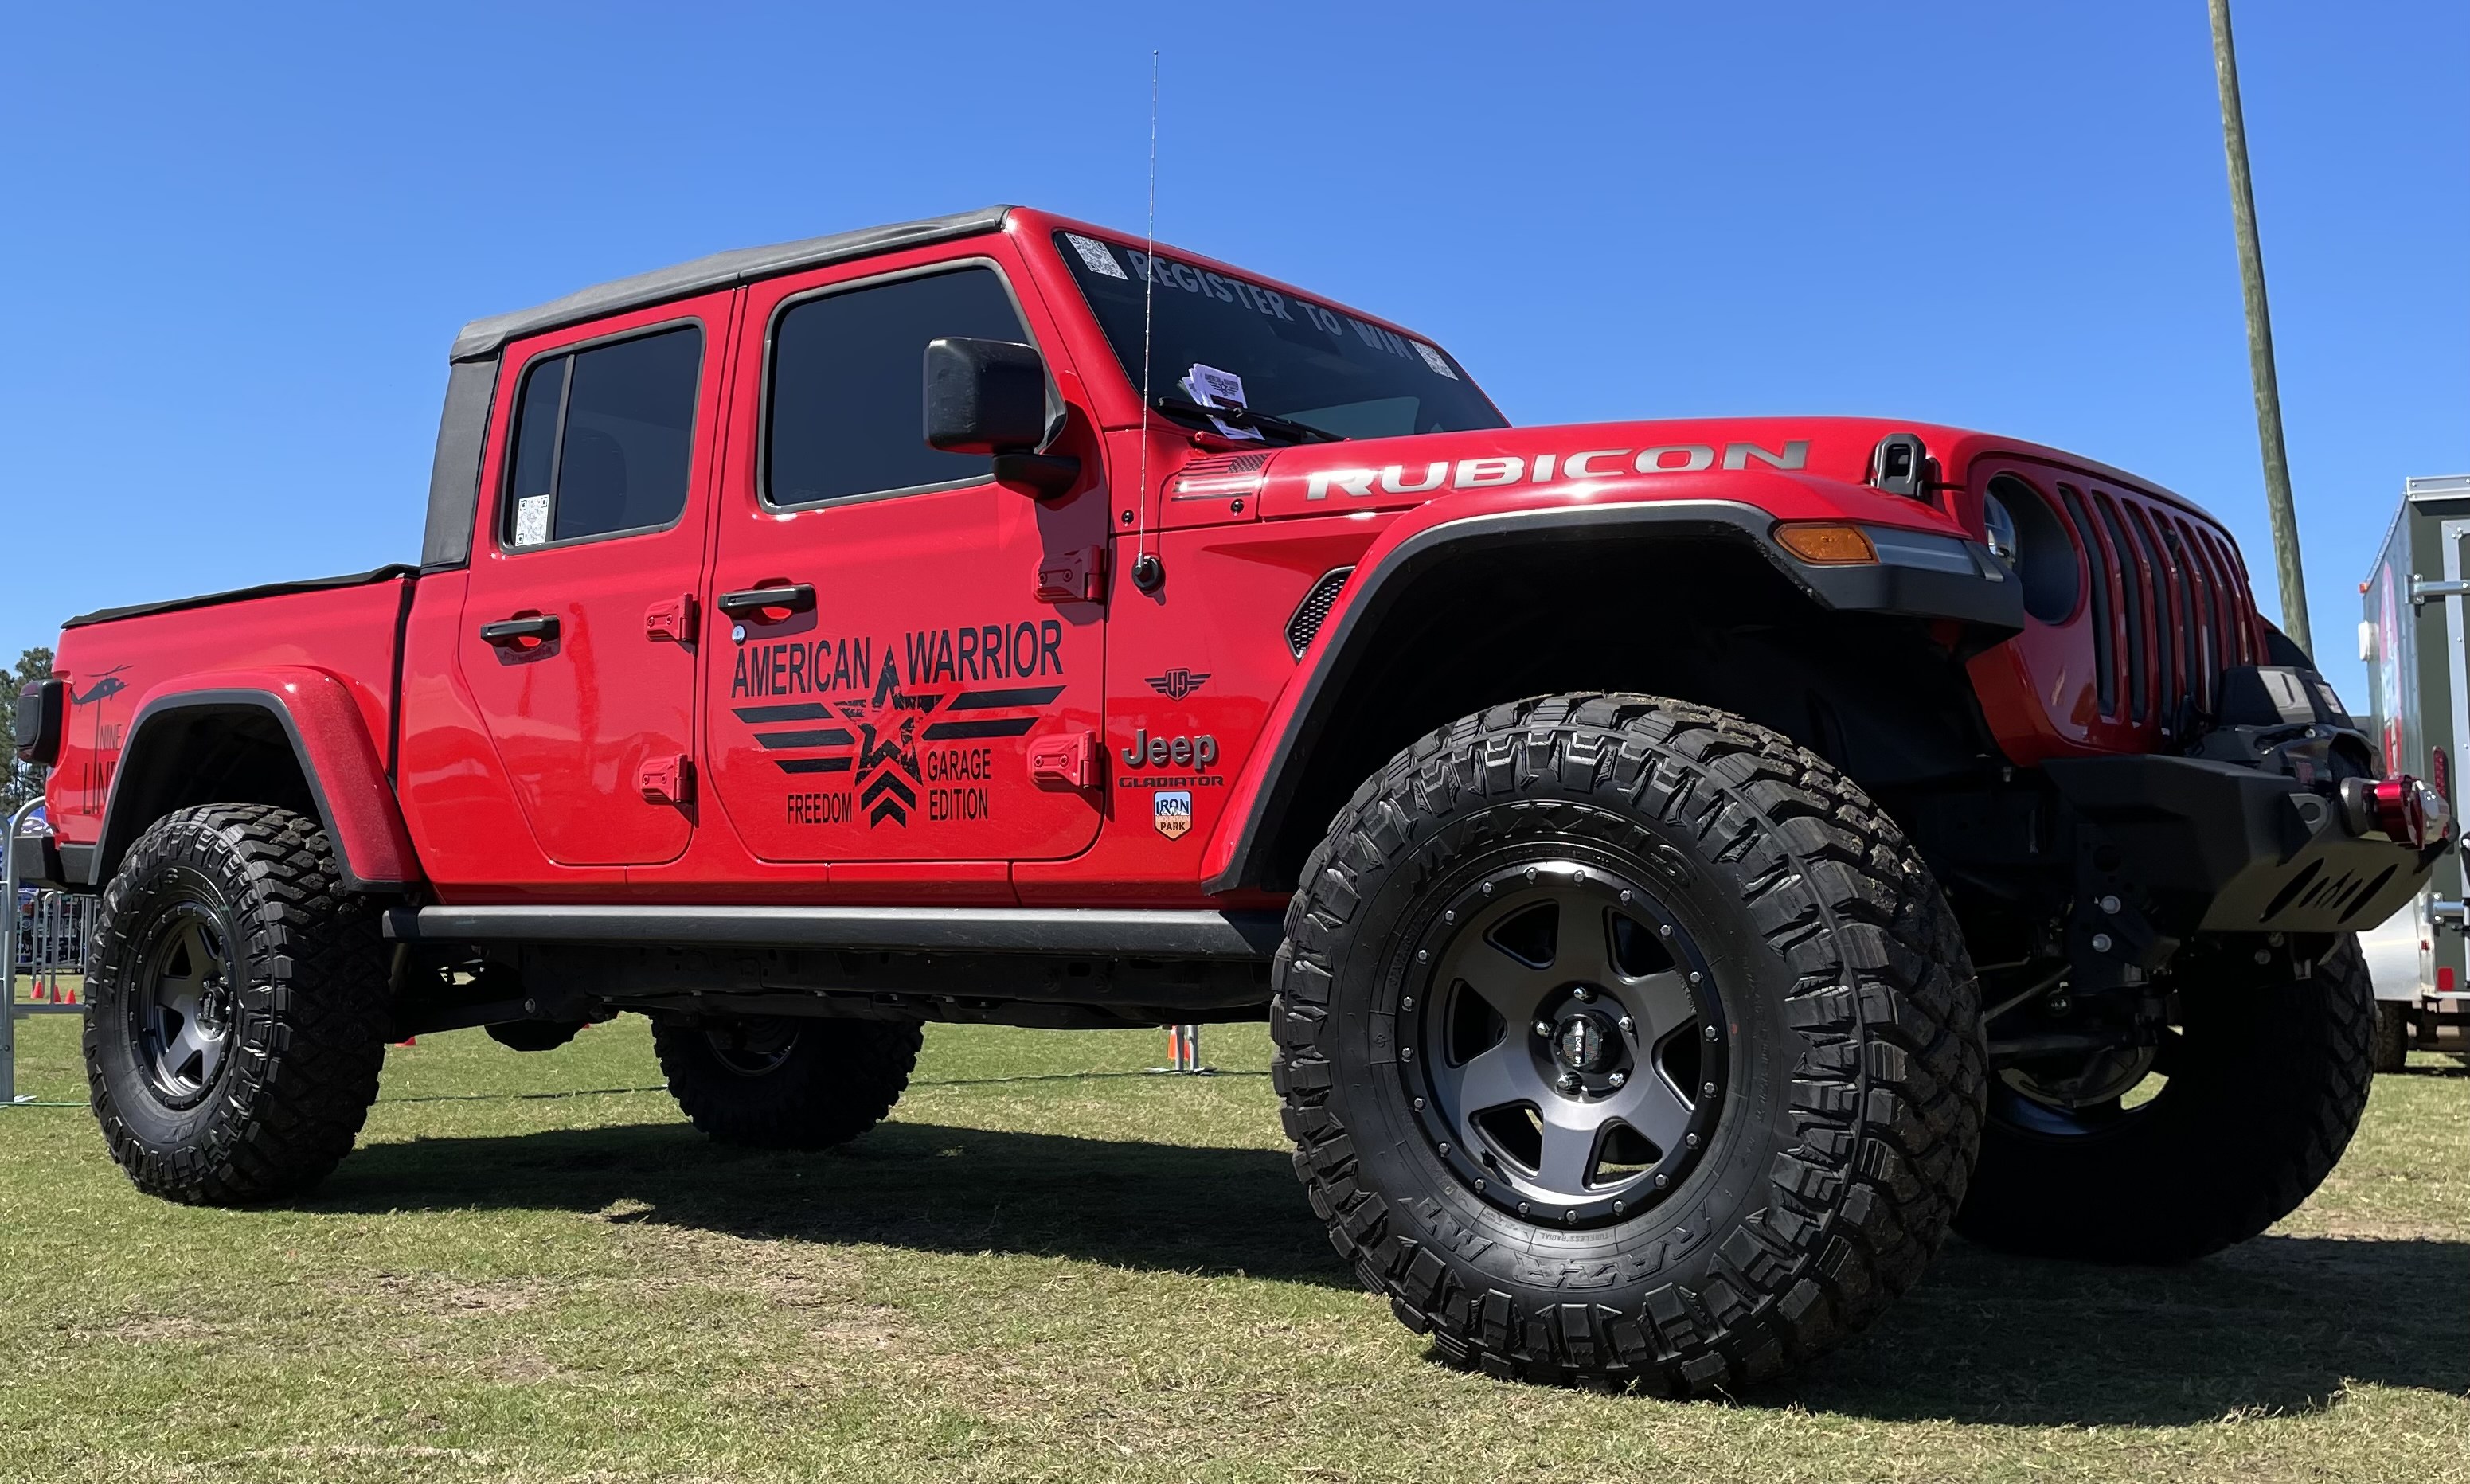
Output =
[{"x1": 1772, "y1": 522, "x2": 1878, "y2": 565}]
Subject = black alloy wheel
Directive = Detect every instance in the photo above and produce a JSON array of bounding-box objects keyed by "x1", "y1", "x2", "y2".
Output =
[
  {"x1": 86, "y1": 804, "x2": 391, "y2": 1205},
  {"x1": 1274, "y1": 693, "x2": 1984, "y2": 1393},
  {"x1": 1407, "y1": 861, "x2": 1726, "y2": 1228},
  {"x1": 127, "y1": 885, "x2": 240, "y2": 1107}
]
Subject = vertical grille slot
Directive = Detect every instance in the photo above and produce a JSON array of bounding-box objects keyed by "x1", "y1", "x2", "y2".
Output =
[
  {"x1": 2122, "y1": 502, "x2": 2182, "y2": 730},
  {"x1": 2057, "y1": 485, "x2": 2116, "y2": 718},
  {"x1": 2092, "y1": 491, "x2": 2152, "y2": 721}
]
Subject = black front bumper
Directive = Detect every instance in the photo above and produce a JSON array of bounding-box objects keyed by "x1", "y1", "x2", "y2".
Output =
[{"x1": 2046, "y1": 755, "x2": 2440, "y2": 936}]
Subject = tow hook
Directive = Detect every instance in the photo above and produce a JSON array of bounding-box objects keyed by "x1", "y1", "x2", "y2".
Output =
[{"x1": 2335, "y1": 775, "x2": 2451, "y2": 849}]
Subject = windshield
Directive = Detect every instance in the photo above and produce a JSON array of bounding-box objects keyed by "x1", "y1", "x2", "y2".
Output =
[{"x1": 1052, "y1": 230, "x2": 1507, "y2": 441}]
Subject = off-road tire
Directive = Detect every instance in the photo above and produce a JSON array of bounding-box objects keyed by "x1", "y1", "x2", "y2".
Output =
[
  {"x1": 654, "y1": 1017, "x2": 921, "y2": 1150},
  {"x1": 2372, "y1": 1000, "x2": 2409, "y2": 1075},
  {"x1": 84, "y1": 804, "x2": 390, "y2": 1204},
  {"x1": 1957, "y1": 935, "x2": 2375, "y2": 1264},
  {"x1": 1272, "y1": 694, "x2": 1985, "y2": 1393}
]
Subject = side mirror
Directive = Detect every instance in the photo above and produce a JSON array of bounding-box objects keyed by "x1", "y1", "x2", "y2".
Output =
[{"x1": 924, "y1": 338, "x2": 1079, "y2": 498}]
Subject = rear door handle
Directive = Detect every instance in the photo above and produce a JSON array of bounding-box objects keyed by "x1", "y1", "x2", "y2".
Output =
[
  {"x1": 716, "y1": 584, "x2": 816, "y2": 621},
  {"x1": 479, "y1": 614, "x2": 561, "y2": 647}
]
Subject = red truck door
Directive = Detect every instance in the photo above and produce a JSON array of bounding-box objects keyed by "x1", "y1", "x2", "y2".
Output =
[
  {"x1": 455, "y1": 293, "x2": 734, "y2": 867},
  {"x1": 704, "y1": 251, "x2": 1108, "y2": 865}
]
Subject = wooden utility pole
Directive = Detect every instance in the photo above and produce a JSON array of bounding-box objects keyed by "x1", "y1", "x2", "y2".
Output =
[{"x1": 2207, "y1": 0, "x2": 2311, "y2": 654}]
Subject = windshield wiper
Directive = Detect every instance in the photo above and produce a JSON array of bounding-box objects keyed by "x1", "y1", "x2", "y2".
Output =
[{"x1": 1152, "y1": 395, "x2": 1346, "y2": 444}]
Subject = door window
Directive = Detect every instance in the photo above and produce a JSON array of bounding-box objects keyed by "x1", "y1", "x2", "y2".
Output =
[
  {"x1": 503, "y1": 324, "x2": 704, "y2": 548},
  {"x1": 764, "y1": 266, "x2": 1032, "y2": 507}
]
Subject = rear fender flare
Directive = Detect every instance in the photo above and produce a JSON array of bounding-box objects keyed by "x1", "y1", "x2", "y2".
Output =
[{"x1": 95, "y1": 670, "x2": 420, "y2": 892}]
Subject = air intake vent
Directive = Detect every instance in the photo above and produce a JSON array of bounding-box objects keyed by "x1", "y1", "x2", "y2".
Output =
[{"x1": 1286, "y1": 567, "x2": 1354, "y2": 658}]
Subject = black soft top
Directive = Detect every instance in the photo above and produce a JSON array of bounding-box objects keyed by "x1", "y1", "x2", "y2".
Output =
[{"x1": 447, "y1": 205, "x2": 1013, "y2": 362}]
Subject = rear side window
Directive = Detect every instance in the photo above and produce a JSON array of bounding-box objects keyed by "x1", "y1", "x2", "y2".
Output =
[
  {"x1": 766, "y1": 266, "x2": 1031, "y2": 507},
  {"x1": 503, "y1": 324, "x2": 702, "y2": 548}
]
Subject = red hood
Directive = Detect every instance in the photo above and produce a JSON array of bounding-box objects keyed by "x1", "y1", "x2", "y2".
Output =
[{"x1": 1214, "y1": 416, "x2": 2226, "y2": 545}]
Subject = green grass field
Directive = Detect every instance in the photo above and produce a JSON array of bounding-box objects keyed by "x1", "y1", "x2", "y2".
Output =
[{"x1": 1, "y1": 983, "x2": 2464, "y2": 1483}]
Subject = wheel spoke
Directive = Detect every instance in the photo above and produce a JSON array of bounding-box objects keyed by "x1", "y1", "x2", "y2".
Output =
[
  {"x1": 1533, "y1": 1108, "x2": 1601, "y2": 1192},
  {"x1": 1435, "y1": 1041, "x2": 1532, "y2": 1128},
  {"x1": 167, "y1": 1014, "x2": 221, "y2": 1084},
  {"x1": 1550, "y1": 900, "x2": 1620, "y2": 990},
  {"x1": 1454, "y1": 941, "x2": 1561, "y2": 1023},
  {"x1": 1627, "y1": 970, "x2": 1697, "y2": 1040},
  {"x1": 1603, "y1": 1069, "x2": 1696, "y2": 1153}
]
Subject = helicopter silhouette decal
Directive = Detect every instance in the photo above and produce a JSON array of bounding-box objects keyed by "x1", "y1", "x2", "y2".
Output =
[
  {"x1": 71, "y1": 666, "x2": 131, "y2": 706},
  {"x1": 69, "y1": 665, "x2": 132, "y2": 805}
]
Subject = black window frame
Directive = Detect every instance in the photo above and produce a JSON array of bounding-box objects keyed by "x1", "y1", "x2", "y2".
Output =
[
  {"x1": 495, "y1": 317, "x2": 708, "y2": 556},
  {"x1": 757, "y1": 256, "x2": 1048, "y2": 514}
]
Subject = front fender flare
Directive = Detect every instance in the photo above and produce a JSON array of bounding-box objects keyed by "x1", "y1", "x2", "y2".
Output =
[
  {"x1": 96, "y1": 670, "x2": 421, "y2": 892},
  {"x1": 1200, "y1": 497, "x2": 2019, "y2": 894}
]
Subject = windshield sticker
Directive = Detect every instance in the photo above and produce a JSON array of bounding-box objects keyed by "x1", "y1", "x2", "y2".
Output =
[
  {"x1": 1064, "y1": 232, "x2": 1128, "y2": 279},
  {"x1": 513, "y1": 494, "x2": 549, "y2": 547},
  {"x1": 1180, "y1": 364, "x2": 1264, "y2": 442},
  {"x1": 1413, "y1": 342, "x2": 1458, "y2": 380}
]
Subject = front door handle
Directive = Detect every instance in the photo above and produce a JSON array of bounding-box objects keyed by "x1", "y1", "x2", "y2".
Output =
[
  {"x1": 479, "y1": 614, "x2": 561, "y2": 647},
  {"x1": 716, "y1": 584, "x2": 816, "y2": 621}
]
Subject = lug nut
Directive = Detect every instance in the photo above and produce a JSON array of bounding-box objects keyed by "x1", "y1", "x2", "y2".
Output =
[
  {"x1": 1573, "y1": 986, "x2": 1593, "y2": 1002},
  {"x1": 1557, "y1": 1072, "x2": 1581, "y2": 1093},
  {"x1": 1534, "y1": 1020, "x2": 1554, "y2": 1038},
  {"x1": 1617, "y1": 1016, "x2": 1636, "y2": 1035},
  {"x1": 1608, "y1": 1069, "x2": 1628, "y2": 1088}
]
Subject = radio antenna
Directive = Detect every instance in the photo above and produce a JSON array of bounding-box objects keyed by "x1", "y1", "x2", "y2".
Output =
[{"x1": 1130, "y1": 49, "x2": 1165, "y2": 594}]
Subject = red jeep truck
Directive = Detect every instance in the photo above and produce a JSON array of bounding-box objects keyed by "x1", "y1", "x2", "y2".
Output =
[{"x1": 11, "y1": 205, "x2": 2446, "y2": 1392}]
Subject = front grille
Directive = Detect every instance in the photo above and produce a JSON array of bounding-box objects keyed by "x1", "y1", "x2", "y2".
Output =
[
  {"x1": 1286, "y1": 567, "x2": 1354, "y2": 658},
  {"x1": 2060, "y1": 482, "x2": 2261, "y2": 738}
]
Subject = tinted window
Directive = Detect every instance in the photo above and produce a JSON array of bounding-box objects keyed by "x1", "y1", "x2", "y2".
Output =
[
  {"x1": 1052, "y1": 230, "x2": 1505, "y2": 441},
  {"x1": 502, "y1": 324, "x2": 702, "y2": 548},
  {"x1": 767, "y1": 267, "x2": 1030, "y2": 506}
]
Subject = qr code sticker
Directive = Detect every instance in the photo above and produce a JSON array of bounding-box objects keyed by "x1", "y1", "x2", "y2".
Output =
[
  {"x1": 1065, "y1": 232, "x2": 1128, "y2": 279},
  {"x1": 1413, "y1": 342, "x2": 1458, "y2": 380}
]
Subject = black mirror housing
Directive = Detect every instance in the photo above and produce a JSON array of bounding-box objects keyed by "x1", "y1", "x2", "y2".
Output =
[{"x1": 924, "y1": 338, "x2": 1049, "y2": 455}]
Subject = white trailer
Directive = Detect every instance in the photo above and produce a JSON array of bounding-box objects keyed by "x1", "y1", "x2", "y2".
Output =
[{"x1": 2359, "y1": 473, "x2": 2470, "y2": 1068}]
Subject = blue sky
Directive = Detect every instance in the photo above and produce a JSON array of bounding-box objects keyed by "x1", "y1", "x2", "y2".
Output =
[{"x1": 2, "y1": 1, "x2": 2460, "y2": 709}]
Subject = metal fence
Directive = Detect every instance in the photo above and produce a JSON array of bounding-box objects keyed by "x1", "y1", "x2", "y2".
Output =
[{"x1": 5, "y1": 801, "x2": 87, "y2": 1103}]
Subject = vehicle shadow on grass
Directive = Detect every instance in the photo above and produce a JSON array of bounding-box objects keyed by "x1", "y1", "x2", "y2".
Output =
[
  {"x1": 316, "y1": 1118, "x2": 1349, "y2": 1287},
  {"x1": 315, "y1": 1120, "x2": 2468, "y2": 1426},
  {"x1": 1775, "y1": 1231, "x2": 2470, "y2": 1425}
]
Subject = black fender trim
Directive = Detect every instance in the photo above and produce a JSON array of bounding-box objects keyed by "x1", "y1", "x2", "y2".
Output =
[
  {"x1": 1206, "y1": 498, "x2": 2022, "y2": 893},
  {"x1": 385, "y1": 904, "x2": 1285, "y2": 960},
  {"x1": 93, "y1": 688, "x2": 416, "y2": 894}
]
